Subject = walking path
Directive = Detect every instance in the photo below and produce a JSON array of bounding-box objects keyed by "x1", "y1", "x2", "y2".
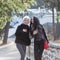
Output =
[
  {"x1": 0, "y1": 42, "x2": 20, "y2": 60},
  {"x1": 0, "y1": 41, "x2": 60, "y2": 60},
  {"x1": 0, "y1": 42, "x2": 34, "y2": 60}
]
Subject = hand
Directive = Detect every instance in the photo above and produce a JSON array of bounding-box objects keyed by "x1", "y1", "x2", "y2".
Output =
[
  {"x1": 23, "y1": 29, "x2": 27, "y2": 32},
  {"x1": 33, "y1": 29, "x2": 38, "y2": 35}
]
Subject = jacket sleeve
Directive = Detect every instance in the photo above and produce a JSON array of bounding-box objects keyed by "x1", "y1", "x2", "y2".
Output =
[
  {"x1": 43, "y1": 27, "x2": 49, "y2": 43},
  {"x1": 15, "y1": 26, "x2": 22, "y2": 36},
  {"x1": 29, "y1": 27, "x2": 33, "y2": 39}
]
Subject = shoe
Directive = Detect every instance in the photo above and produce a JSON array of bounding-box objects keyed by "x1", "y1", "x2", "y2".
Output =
[{"x1": 26, "y1": 57, "x2": 31, "y2": 60}]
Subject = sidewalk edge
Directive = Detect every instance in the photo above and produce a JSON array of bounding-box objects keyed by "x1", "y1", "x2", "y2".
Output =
[{"x1": 0, "y1": 41, "x2": 14, "y2": 49}]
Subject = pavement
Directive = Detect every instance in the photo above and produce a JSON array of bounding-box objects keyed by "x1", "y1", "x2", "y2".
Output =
[
  {"x1": 0, "y1": 38, "x2": 60, "y2": 60},
  {"x1": 0, "y1": 42, "x2": 20, "y2": 60},
  {"x1": 0, "y1": 41, "x2": 34, "y2": 60}
]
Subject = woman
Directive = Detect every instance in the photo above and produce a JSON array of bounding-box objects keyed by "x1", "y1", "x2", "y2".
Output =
[
  {"x1": 30, "y1": 17, "x2": 49, "y2": 60},
  {"x1": 15, "y1": 16, "x2": 31, "y2": 60}
]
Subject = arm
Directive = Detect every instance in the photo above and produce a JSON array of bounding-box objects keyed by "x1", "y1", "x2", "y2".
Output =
[
  {"x1": 43, "y1": 27, "x2": 49, "y2": 43},
  {"x1": 33, "y1": 29, "x2": 38, "y2": 35},
  {"x1": 29, "y1": 27, "x2": 34, "y2": 39},
  {"x1": 30, "y1": 24, "x2": 34, "y2": 37},
  {"x1": 30, "y1": 24, "x2": 38, "y2": 37},
  {"x1": 15, "y1": 26, "x2": 22, "y2": 36}
]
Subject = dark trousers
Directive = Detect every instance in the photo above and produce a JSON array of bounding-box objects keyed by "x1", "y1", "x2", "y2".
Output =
[
  {"x1": 16, "y1": 43, "x2": 26, "y2": 60},
  {"x1": 34, "y1": 40, "x2": 44, "y2": 60}
]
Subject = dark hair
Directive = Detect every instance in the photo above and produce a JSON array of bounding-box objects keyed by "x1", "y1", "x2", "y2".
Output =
[{"x1": 30, "y1": 16, "x2": 40, "y2": 30}]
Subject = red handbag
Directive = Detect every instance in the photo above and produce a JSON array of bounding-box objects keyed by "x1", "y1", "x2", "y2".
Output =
[{"x1": 44, "y1": 40, "x2": 49, "y2": 49}]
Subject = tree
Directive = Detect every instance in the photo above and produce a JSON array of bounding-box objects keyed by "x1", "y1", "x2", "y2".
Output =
[
  {"x1": 0, "y1": 0, "x2": 36, "y2": 44},
  {"x1": 36, "y1": 0, "x2": 44, "y2": 8},
  {"x1": 55, "y1": 0, "x2": 60, "y2": 39},
  {"x1": 44, "y1": 0, "x2": 60, "y2": 40},
  {"x1": 44, "y1": 0, "x2": 57, "y2": 40},
  {"x1": 31, "y1": 0, "x2": 56, "y2": 40}
]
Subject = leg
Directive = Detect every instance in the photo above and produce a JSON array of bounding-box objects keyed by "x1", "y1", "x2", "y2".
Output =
[
  {"x1": 22, "y1": 45, "x2": 26, "y2": 60},
  {"x1": 16, "y1": 43, "x2": 26, "y2": 60},
  {"x1": 26, "y1": 46, "x2": 31, "y2": 60},
  {"x1": 34, "y1": 43, "x2": 41, "y2": 60},
  {"x1": 34, "y1": 40, "x2": 44, "y2": 60}
]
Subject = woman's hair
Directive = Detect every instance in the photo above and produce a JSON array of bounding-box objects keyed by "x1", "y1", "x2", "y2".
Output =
[
  {"x1": 23, "y1": 16, "x2": 30, "y2": 21},
  {"x1": 30, "y1": 16, "x2": 40, "y2": 30}
]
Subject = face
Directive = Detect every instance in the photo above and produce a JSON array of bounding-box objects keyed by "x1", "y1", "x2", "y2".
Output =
[
  {"x1": 31, "y1": 17, "x2": 34, "y2": 24},
  {"x1": 23, "y1": 18, "x2": 29, "y2": 25}
]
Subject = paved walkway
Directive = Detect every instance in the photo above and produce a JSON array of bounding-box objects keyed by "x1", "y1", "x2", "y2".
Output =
[
  {"x1": 0, "y1": 40, "x2": 60, "y2": 60},
  {"x1": 0, "y1": 42, "x2": 34, "y2": 60}
]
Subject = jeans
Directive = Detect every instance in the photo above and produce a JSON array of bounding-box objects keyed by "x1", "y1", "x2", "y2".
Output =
[{"x1": 16, "y1": 43, "x2": 26, "y2": 60}]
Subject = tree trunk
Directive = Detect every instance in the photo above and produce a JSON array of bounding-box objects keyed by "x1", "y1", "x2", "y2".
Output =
[
  {"x1": 56, "y1": 12, "x2": 60, "y2": 39},
  {"x1": 52, "y1": 8, "x2": 56, "y2": 40},
  {"x1": 3, "y1": 21, "x2": 10, "y2": 44},
  {"x1": 56, "y1": 0, "x2": 60, "y2": 39}
]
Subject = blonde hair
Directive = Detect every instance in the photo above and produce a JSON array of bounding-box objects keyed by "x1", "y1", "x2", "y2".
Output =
[{"x1": 23, "y1": 16, "x2": 30, "y2": 21}]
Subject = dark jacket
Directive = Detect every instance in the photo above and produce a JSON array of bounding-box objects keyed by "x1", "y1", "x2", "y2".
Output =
[
  {"x1": 30, "y1": 24, "x2": 49, "y2": 43},
  {"x1": 15, "y1": 24, "x2": 31, "y2": 46},
  {"x1": 30, "y1": 17, "x2": 49, "y2": 43}
]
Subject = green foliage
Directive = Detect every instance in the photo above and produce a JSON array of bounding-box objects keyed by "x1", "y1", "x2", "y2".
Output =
[
  {"x1": 0, "y1": 0, "x2": 36, "y2": 29},
  {"x1": 57, "y1": 15, "x2": 60, "y2": 19},
  {"x1": 35, "y1": 0, "x2": 44, "y2": 7},
  {"x1": 0, "y1": 29, "x2": 4, "y2": 38},
  {"x1": 56, "y1": 11, "x2": 60, "y2": 20}
]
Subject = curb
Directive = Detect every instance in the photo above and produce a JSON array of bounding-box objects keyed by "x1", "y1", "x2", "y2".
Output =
[
  {"x1": 49, "y1": 41, "x2": 60, "y2": 49},
  {"x1": 0, "y1": 41, "x2": 14, "y2": 49}
]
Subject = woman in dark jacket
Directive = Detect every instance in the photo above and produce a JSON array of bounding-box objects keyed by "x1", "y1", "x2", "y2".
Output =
[
  {"x1": 30, "y1": 16, "x2": 49, "y2": 60},
  {"x1": 15, "y1": 16, "x2": 31, "y2": 60}
]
